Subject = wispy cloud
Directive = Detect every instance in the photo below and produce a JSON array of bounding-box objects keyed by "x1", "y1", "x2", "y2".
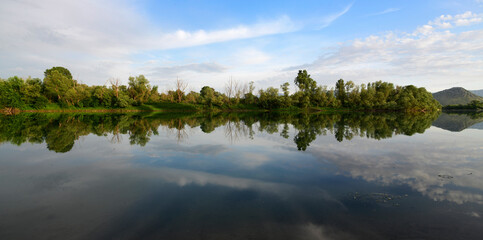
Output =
[
  {"x1": 151, "y1": 16, "x2": 297, "y2": 50},
  {"x1": 367, "y1": 8, "x2": 401, "y2": 16},
  {"x1": 235, "y1": 48, "x2": 272, "y2": 65},
  {"x1": 315, "y1": 3, "x2": 353, "y2": 29}
]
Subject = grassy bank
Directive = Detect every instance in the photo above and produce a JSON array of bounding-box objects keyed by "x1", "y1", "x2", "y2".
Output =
[{"x1": 2, "y1": 102, "x2": 440, "y2": 115}]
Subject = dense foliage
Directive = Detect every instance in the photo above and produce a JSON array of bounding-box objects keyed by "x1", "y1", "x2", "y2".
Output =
[
  {"x1": 1, "y1": 67, "x2": 441, "y2": 112},
  {"x1": 443, "y1": 100, "x2": 483, "y2": 110}
]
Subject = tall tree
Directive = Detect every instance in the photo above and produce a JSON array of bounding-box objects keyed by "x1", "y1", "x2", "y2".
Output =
[
  {"x1": 43, "y1": 70, "x2": 75, "y2": 104},
  {"x1": 335, "y1": 79, "x2": 346, "y2": 106},
  {"x1": 224, "y1": 77, "x2": 238, "y2": 104},
  {"x1": 281, "y1": 82, "x2": 291, "y2": 107},
  {"x1": 128, "y1": 75, "x2": 151, "y2": 105},
  {"x1": 200, "y1": 86, "x2": 216, "y2": 107},
  {"x1": 294, "y1": 70, "x2": 316, "y2": 108}
]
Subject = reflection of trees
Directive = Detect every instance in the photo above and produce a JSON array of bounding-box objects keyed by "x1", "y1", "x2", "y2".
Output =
[
  {"x1": 293, "y1": 114, "x2": 320, "y2": 150},
  {"x1": 0, "y1": 111, "x2": 439, "y2": 153},
  {"x1": 128, "y1": 118, "x2": 158, "y2": 146},
  {"x1": 224, "y1": 120, "x2": 252, "y2": 143},
  {"x1": 291, "y1": 113, "x2": 334, "y2": 150},
  {"x1": 45, "y1": 116, "x2": 84, "y2": 153},
  {"x1": 280, "y1": 123, "x2": 289, "y2": 139},
  {"x1": 163, "y1": 118, "x2": 189, "y2": 143},
  {"x1": 109, "y1": 125, "x2": 123, "y2": 144}
]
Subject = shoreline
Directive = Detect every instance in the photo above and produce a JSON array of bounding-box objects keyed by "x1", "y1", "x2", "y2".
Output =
[{"x1": 1, "y1": 107, "x2": 438, "y2": 115}]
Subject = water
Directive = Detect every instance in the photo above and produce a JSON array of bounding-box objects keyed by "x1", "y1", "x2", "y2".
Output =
[{"x1": 0, "y1": 112, "x2": 482, "y2": 239}]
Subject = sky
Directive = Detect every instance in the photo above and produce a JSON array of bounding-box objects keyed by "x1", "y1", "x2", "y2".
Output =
[{"x1": 0, "y1": 0, "x2": 482, "y2": 92}]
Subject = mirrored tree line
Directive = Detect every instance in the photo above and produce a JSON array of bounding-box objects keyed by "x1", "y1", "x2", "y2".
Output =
[{"x1": 0, "y1": 112, "x2": 439, "y2": 153}]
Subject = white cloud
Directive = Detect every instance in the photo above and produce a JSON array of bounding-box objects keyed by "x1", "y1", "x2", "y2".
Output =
[
  {"x1": 285, "y1": 12, "x2": 483, "y2": 91},
  {"x1": 303, "y1": 126, "x2": 483, "y2": 205},
  {"x1": 0, "y1": 0, "x2": 296, "y2": 85},
  {"x1": 235, "y1": 48, "x2": 272, "y2": 65},
  {"x1": 146, "y1": 62, "x2": 227, "y2": 77},
  {"x1": 429, "y1": 11, "x2": 483, "y2": 28}
]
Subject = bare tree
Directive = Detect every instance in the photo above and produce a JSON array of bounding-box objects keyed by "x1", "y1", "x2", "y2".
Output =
[
  {"x1": 109, "y1": 125, "x2": 123, "y2": 144},
  {"x1": 109, "y1": 78, "x2": 121, "y2": 98},
  {"x1": 241, "y1": 82, "x2": 248, "y2": 96},
  {"x1": 224, "y1": 76, "x2": 235, "y2": 100},
  {"x1": 175, "y1": 77, "x2": 188, "y2": 103},
  {"x1": 163, "y1": 120, "x2": 189, "y2": 143},
  {"x1": 224, "y1": 120, "x2": 251, "y2": 143},
  {"x1": 233, "y1": 80, "x2": 241, "y2": 103},
  {"x1": 225, "y1": 77, "x2": 247, "y2": 104},
  {"x1": 248, "y1": 81, "x2": 255, "y2": 95}
]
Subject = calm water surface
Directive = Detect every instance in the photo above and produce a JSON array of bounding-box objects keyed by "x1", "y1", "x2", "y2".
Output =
[{"x1": 0, "y1": 112, "x2": 482, "y2": 240}]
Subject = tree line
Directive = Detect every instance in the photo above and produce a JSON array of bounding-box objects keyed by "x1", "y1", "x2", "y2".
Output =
[{"x1": 0, "y1": 67, "x2": 441, "y2": 112}]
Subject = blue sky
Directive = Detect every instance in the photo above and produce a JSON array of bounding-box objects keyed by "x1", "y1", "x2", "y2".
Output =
[{"x1": 0, "y1": 0, "x2": 482, "y2": 92}]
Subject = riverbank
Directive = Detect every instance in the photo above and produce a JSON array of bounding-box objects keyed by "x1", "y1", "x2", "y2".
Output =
[{"x1": 1, "y1": 102, "x2": 442, "y2": 115}]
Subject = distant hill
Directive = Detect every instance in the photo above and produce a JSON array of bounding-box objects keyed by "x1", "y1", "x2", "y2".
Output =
[
  {"x1": 470, "y1": 89, "x2": 483, "y2": 97},
  {"x1": 432, "y1": 87, "x2": 483, "y2": 106},
  {"x1": 469, "y1": 121, "x2": 483, "y2": 130}
]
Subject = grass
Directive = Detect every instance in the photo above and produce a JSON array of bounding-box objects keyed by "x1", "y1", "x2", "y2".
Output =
[
  {"x1": 141, "y1": 102, "x2": 202, "y2": 111},
  {"x1": 6, "y1": 102, "x2": 418, "y2": 114}
]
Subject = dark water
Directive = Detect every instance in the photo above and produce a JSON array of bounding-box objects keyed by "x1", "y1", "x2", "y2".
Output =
[{"x1": 0, "y1": 112, "x2": 482, "y2": 240}]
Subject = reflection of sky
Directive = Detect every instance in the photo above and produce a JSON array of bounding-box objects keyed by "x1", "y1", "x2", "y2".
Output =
[
  {"x1": 1, "y1": 123, "x2": 483, "y2": 239},
  {"x1": 136, "y1": 127, "x2": 325, "y2": 184},
  {"x1": 303, "y1": 126, "x2": 483, "y2": 205}
]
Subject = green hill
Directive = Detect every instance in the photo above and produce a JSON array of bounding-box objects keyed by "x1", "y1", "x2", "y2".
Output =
[{"x1": 432, "y1": 87, "x2": 483, "y2": 106}]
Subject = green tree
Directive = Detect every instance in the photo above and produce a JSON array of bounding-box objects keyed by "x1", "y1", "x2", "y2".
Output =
[
  {"x1": 43, "y1": 70, "x2": 75, "y2": 105},
  {"x1": 200, "y1": 86, "x2": 216, "y2": 107},
  {"x1": 258, "y1": 87, "x2": 281, "y2": 109},
  {"x1": 113, "y1": 91, "x2": 132, "y2": 108},
  {"x1": 335, "y1": 79, "x2": 346, "y2": 106},
  {"x1": 91, "y1": 86, "x2": 109, "y2": 107},
  {"x1": 21, "y1": 78, "x2": 48, "y2": 109},
  {"x1": 184, "y1": 91, "x2": 200, "y2": 104},
  {"x1": 280, "y1": 82, "x2": 291, "y2": 107},
  {"x1": 326, "y1": 89, "x2": 340, "y2": 108},
  {"x1": 0, "y1": 76, "x2": 26, "y2": 109},
  {"x1": 128, "y1": 75, "x2": 152, "y2": 105},
  {"x1": 44, "y1": 66, "x2": 73, "y2": 80},
  {"x1": 396, "y1": 85, "x2": 441, "y2": 112},
  {"x1": 294, "y1": 70, "x2": 316, "y2": 108},
  {"x1": 312, "y1": 86, "x2": 328, "y2": 107},
  {"x1": 243, "y1": 81, "x2": 257, "y2": 105},
  {"x1": 200, "y1": 86, "x2": 224, "y2": 107}
]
